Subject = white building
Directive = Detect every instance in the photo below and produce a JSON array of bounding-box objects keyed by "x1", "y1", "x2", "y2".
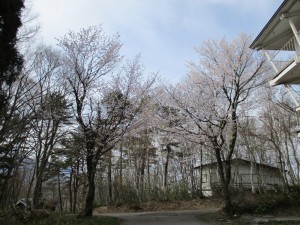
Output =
[
  {"x1": 194, "y1": 158, "x2": 282, "y2": 196},
  {"x1": 250, "y1": 0, "x2": 300, "y2": 115}
]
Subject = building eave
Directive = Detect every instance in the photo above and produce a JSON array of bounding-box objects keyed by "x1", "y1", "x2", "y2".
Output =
[
  {"x1": 250, "y1": 0, "x2": 297, "y2": 50},
  {"x1": 194, "y1": 158, "x2": 280, "y2": 171}
]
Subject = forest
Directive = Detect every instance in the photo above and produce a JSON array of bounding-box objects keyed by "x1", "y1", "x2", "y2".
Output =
[{"x1": 1, "y1": 0, "x2": 300, "y2": 219}]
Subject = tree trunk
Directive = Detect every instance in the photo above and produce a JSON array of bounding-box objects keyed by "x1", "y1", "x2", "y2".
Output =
[
  {"x1": 119, "y1": 143, "x2": 124, "y2": 202},
  {"x1": 0, "y1": 168, "x2": 13, "y2": 208},
  {"x1": 73, "y1": 175, "x2": 78, "y2": 213},
  {"x1": 147, "y1": 147, "x2": 151, "y2": 190},
  {"x1": 33, "y1": 172, "x2": 43, "y2": 208},
  {"x1": 58, "y1": 171, "x2": 63, "y2": 212},
  {"x1": 108, "y1": 151, "x2": 113, "y2": 205},
  {"x1": 83, "y1": 154, "x2": 97, "y2": 217},
  {"x1": 140, "y1": 149, "x2": 146, "y2": 200},
  {"x1": 163, "y1": 145, "x2": 171, "y2": 191},
  {"x1": 215, "y1": 147, "x2": 232, "y2": 215},
  {"x1": 69, "y1": 168, "x2": 73, "y2": 213},
  {"x1": 250, "y1": 158, "x2": 256, "y2": 194},
  {"x1": 199, "y1": 148, "x2": 203, "y2": 197},
  {"x1": 73, "y1": 159, "x2": 80, "y2": 213}
]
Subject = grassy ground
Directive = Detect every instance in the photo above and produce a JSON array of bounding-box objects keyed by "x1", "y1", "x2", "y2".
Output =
[{"x1": 0, "y1": 212, "x2": 119, "y2": 225}]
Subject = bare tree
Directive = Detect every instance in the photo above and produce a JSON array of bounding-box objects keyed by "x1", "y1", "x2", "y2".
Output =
[
  {"x1": 238, "y1": 115, "x2": 269, "y2": 193},
  {"x1": 259, "y1": 88, "x2": 300, "y2": 188},
  {"x1": 0, "y1": 59, "x2": 35, "y2": 209},
  {"x1": 27, "y1": 45, "x2": 70, "y2": 208},
  {"x1": 61, "y1": 130, "x2": 86, "y2": 213},
  {"x1": 17, "y1": 0, "x2": 40, "y2": 49}
]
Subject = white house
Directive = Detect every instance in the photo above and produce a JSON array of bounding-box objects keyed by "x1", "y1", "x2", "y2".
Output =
[{"x1": 194, "y1": 158, "x2": 283, "y2": 196}]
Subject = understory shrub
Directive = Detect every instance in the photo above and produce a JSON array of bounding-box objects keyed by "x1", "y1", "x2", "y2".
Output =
[{"x1": 232, "y1": 191, "x2": 295, "y2": 215}]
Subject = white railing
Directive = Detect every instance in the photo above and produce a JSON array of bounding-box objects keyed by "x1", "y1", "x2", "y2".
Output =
[
  {"x1": 282, "y1": 35, "x2": 296, "y2": 51},
  {"x1": 269, "y1": 35, "x2": 298, "y2": 72}
]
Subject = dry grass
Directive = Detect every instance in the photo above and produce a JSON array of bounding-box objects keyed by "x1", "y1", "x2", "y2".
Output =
[
  {"x1": 93, "y1": 193, "x2": 300, "y2": 225},
  {"x1": 94, "y1": 198, "x2": 223, "y2": 214},
  {"x1": 199, "y1": 192, "x2": 300, "y2": 225}
]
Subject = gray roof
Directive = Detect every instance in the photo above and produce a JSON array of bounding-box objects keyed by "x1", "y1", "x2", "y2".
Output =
[
  {"x1": 194, "y1": 158, "x2": 280, "y2": 171},
  {"x1": 250, "y1": 0, "x2": 300, "y2": 51}
]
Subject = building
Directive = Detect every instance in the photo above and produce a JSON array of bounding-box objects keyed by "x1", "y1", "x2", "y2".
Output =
[
  {"x1": 16, "y1": 198, "x2": 32, "y2": 210},
  {"x1": 194, "y1": 158, "x2": 283, "y2": 196},
  {"x1": 250, "y1": 0, "x2": 300, "y2": 115}
]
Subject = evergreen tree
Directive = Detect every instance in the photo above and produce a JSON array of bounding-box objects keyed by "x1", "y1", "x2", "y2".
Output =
[
  {"x1": 0, "y1": 0, "x2": 24, "y2": 86},
  {"x1": 0, "y1": 0, "x2": 25, "y2": 208}
]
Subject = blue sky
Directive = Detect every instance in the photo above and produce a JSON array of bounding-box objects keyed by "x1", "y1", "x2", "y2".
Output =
[{"x1": 30, "y1": 0, "x2": 282, "y2": 83}]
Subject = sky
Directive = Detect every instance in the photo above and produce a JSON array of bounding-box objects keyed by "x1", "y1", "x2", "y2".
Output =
[{"x1": 29, "y1": 0, "x2": 283, "y2": 83}]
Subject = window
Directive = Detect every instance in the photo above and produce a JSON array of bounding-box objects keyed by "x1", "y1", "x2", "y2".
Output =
[{"x1": 202, "y1": 174, "x2": 207, "y2": 183}]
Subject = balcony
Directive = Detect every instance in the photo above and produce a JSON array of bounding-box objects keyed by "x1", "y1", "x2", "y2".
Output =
[
  {"x1": 250, "y1": 0, "x2": 300, "y2": 86},
  {"x1": 267, "y1": 35, "x2": 300, "y2": 86}
]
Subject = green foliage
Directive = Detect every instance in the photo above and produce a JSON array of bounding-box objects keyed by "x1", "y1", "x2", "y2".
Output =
[
  {"x1": 146, "y1": 185, "x2": 192, "y2": 202},
  {"x1": 147, "y1": 187, "x2": 166, "y2": 201},
  {"x1": 168, "y1": 186, "x2": 192, "y2": 201},
  {"x1": 92, "y1": 201, "x2": 105, "y2": 209},
  {"x1": 122, "y1": 187, "x2": 141, "y2": 204},
  {"x1": 37, "y1": 92, "x2": 71, "y2": 122},
  {"x1": 254, "y1": 204, "x2": 269, "y2": 214},
  {"x1": 0, "y1": 0, "x2": 24, "y2": 85},
  {"x1": 113, "y1": 201, "x2": 123, "y2": 208},
  {"x1": 288, "y1": 185, "x2": 300, "y2": 204},
  {"x1": 0, "y1": 0, "x2": 26, "y2": 209}
]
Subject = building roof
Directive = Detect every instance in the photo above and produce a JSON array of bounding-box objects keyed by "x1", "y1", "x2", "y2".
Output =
[
  {"x1": 250, "y1": 0, "x2": 300, "y2": 50},
  {"x1": 194, "y1": 158, "x2": 280, "y2": 171}
]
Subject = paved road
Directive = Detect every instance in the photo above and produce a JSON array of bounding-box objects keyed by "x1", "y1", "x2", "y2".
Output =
[{"x1": 103, "y1": 209, "x2": 219, "y2": 225}]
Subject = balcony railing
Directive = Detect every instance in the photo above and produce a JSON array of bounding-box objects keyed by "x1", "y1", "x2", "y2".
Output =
[
  {"x1": 282, "y1": 35, "x2": 297, "y2": 51},
  {"x1": 268, "y1": 35, "x2": 298, "y2": 72}
]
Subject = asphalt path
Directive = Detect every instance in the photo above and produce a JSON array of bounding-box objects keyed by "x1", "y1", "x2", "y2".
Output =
[{"x1": 103, "y1": 209, "x2": 219, "y2": 225}]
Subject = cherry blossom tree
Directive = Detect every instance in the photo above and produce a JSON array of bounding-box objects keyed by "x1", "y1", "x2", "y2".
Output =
[
  {"x1": 165, "y1": 33, "x2": 270, "y2": 214},
  {"x1": 58, "y1": 26, "x2": 157, "y2": 216}
]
